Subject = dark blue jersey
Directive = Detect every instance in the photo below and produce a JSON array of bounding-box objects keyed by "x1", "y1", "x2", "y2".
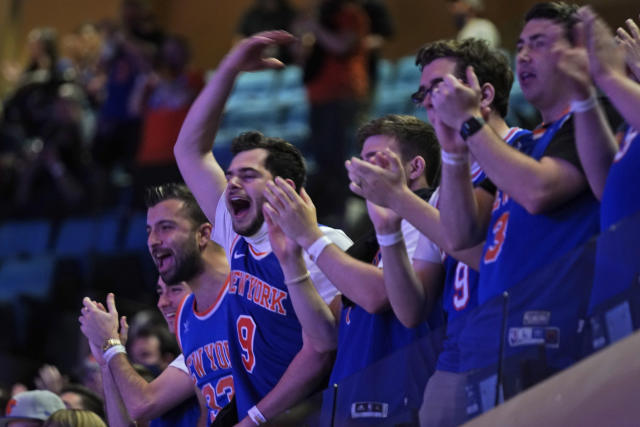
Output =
[
  {"x1": 176, "y1": 291, "x2": 234, "y2": 424},
  {"x1": 437, "y1": 127, "x2": 530, "y2": 373},
  {"x1": 461, "y1": 114, "x2": 600, "y2": 372}
]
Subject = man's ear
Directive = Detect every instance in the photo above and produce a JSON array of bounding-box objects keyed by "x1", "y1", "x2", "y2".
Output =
[
  {"x1": 197, "y1": 223, "x2": 213, "y2": 248},
  {"x1": 479, "y1": 82, "x2": 495, "y2": 110},
  {"x1": 408, "y1": 155, "x2": 426, "y2": 181},
  {"x1": 284, "y1": 178, "x2": 298, "y2": 192}
]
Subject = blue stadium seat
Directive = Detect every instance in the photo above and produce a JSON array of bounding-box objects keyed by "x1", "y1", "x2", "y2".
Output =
[
  {"x1": 0, "y1": 255, "x2": 55, "y2": 301},
  {"x1": 123, "y1": 212, "x2": 148, "y2": 252},
  {"x1": 54, "y1": 214, "x2": 121, "y2": 256},
  {"x1": 0, "y1": 220, "x2": 51, "y2": 258}
]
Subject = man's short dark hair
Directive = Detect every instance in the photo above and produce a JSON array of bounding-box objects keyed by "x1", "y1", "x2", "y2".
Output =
[
  {"x1": 144, "y1": 183, "x2": 209, "y2": 226},
  {"x1": 524, "y1": 2, "x2": 579, "y2": 44},
  {"x1": 231, "y1": 131, "x2": 306, "y2": 191},
  {"x1": 416, "y1": 38, "x2": 513, "y2": 118},
  {"x1": 356, "y1": 114, "x2": 441, "y2": 188}
]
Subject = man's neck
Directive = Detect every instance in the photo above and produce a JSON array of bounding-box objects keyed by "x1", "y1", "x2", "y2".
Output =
[
  {"x1": 189, "y1": 267, "x2": 227, "y2": 313},
  {"x1": 539, "y1": 100, "x2": 570, "y2": 125}
]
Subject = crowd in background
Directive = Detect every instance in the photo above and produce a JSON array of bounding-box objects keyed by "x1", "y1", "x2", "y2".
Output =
[{"x1": 4, "y1": 0, "x2": 640, "y2": 426}]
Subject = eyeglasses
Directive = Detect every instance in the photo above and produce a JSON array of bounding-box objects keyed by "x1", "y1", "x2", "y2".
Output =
[{"x1": 410, "y1": 77, "x2": 444, "y2": 105}]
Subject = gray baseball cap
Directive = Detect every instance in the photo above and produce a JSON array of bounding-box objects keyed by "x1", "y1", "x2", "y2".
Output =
[{"x1": 0, "y1": 390, "x2": 66, "y2": 426}]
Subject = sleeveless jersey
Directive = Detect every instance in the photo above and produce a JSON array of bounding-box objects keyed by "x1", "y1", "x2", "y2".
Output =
[
  {"x1": 175, "y1": 291, "x2": 234, "y2": 424},
  {"x1": 213, "y1": 193, "x2": 352, "y2": 419},
  {"x1": 437, "y1": 127, "x2": 530, "y2": 373},
  {"x1": 460, "y1": 114, "x2": 600, "y2": 372}
]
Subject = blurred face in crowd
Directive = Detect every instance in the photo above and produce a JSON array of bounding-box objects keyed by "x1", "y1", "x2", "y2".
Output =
[
  {"x1": 129, "y1": 334, "x2": 162, "y2": 367},
  {"x1": 361, "y1": 134, "x2": 413, "y2": 185},
  {"x1": 147, "y1": 199, "x2": 205, "y2": 285},
  {"x1": 225, "y1": 148, "x2": 273, "y2": 236},
  {"x1": 516, "y1": 18, "x2": 572, "y2": 112},
  {"x1": 156, "y1": 277, "x2": 191, "y2": 333}
]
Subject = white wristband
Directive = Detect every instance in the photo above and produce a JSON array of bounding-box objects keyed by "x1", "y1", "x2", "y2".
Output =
[
  {"x1": 103, "y1": 345, "x2": 126, "y2": 364},
  {"x1": 570, "y1": 93, "x2": 597, "y2": 113},
  {"x1": 248, "y1": 405, "x2": 267, "y2": 425},
  {"x1": 376, "y1": 230, "x2": 404, "y2": 247},
  {"x1": 284, "y1": 271, "x2": 311, "y2": 286},
  {"x1": 306, "y1": 235, "x2": 332, "y2": 262},
  {"x1": 441, "y1": 150, "x2": 468, "y2": 166}
]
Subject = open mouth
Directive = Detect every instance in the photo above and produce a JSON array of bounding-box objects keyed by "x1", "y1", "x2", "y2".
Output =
[
  {"x1": 152, "y1": 248, "x2": 174, "y2": 272},
  {"x1": 519, "y1": 71, "x2": 536, "y2": 84},
  {"x1": 229, "y1": 196, "x2": 251, "y2": 219}
]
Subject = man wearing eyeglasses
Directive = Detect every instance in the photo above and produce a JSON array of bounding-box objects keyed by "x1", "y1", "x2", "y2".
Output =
[{"x1": 346, "y1": 37, "x2": 528, "y2": 427}]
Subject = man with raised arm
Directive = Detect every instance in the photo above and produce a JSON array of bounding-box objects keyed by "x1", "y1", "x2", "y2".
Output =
[
  {"x1": 424, "y1": 2, "x2": 601, "y2": 375},
  {"x1": 263, "y1": 114, "x2": 443, "y2": 424},
  {"x1": 345, "y1": 38, "x2": 529, "y2": 426},
  {"x1": 80, "y1": 183, "x2": 233, "y2": 426},
  {"x1": 554, "y1": 7, "x2": 640, "y2": 315},
  {"x1": 174, "y1": 31, "x2": 352, "y2": 425}
]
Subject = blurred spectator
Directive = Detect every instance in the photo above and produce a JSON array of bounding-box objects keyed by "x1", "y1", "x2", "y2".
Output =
[
  {"x1": 42, "y1": 409, "x2": 106, "y2": 427},
  {"x1": 0, "y1": 27, "x2": 92, "y2": 218},
  {"x1": 296, "y1": 0, "x2": 370, "y2": 227},
  {"x1": 0, "y1": 390, "x2": 65, "y2": 426},
  {"x1": 90, "y1": 0, "x2": 165, "y2": 209},
  {"x1": 235, "y1": 0, "x2": 297, "y2": 63},
  {"x1": 129, "y1": 35, "x2": 203, "y2": 205},
  {"x1": 358, "y1": 0, "x2": 395, "y2": 91},
  {"x1": 59, "y1": 385, "x2": 104, "y2": 422},
  {"x1": 126, "y1": 325, "x2": 179, "y2": 377},
  {"x1": 447, "y1": 0, "x2": 500, "y2": 48}
]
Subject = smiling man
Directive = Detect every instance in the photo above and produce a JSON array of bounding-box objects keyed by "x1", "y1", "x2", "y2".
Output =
[
  {"x1": 80, "y1": 183, "x2": 232, "y2": 426},
  {"x1": 174, "y1": 31, "x2": 352, "y2": 425}
]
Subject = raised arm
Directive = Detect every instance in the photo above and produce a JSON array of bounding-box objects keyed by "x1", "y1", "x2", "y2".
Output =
[
  {"x1": 79, "y1": 294, "x2": 200, "y2": 422},
  {"x1": 263, "y1": 191, "x2": 338, "y2": 353},
  {"x1": 263, "y1": 178, "x2": 388, "y2": 314},
  {"x1": 554, "y1": 17, "x2": 618, "y2": 200},
  {"x1": 366, "y1": 199, "x2": 445, "y2": 327},
  {"x1": 174, "y1": 31, "x2": 294, "y2": 222},
  {"x1": 346, "y1": 151, "x2": 486, "y2": 263},
  {"x1": 432, "y1": 67, "x2": 588, "y2": 215}
]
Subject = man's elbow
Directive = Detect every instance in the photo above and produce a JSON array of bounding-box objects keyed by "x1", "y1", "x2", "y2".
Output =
[
  {"x1": 360, "y1": 295, "x2": 390, "y2": 315},
  {"x1": 129, "y1": 397, "x2": 158, "y2": 421}
]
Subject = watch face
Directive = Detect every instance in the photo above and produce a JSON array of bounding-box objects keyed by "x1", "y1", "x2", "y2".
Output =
[{"x1": 460, "y1": 116, "x2": 485, "y2": 140}]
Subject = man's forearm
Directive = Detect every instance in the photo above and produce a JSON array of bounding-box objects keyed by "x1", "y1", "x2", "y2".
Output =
[
  {"x1": 596, "y1": 71, "x2": 640, "y2": 131},
  {"x1": 101, "y1": 364, "x2": 136, "y2": 427},
  {"x1": 246, "y1": 340, "x2": 334, "y2": 422}
]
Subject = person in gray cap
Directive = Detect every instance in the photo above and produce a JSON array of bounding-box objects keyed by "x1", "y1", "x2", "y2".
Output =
[{"x1": 0, "y1": 390, "x2": 65, "y2": 427}]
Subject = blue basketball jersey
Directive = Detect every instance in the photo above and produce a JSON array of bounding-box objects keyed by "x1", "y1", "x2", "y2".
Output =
[
  {"x1": 600, "y1": 126, "x2": 640, "y2": 230},
  {"x1": 478, "y1": 115, "x2": 600, "y2": 303},
  {"x1": 225, "y1": 235, "x2": 305, "y2": 418},
  {"x1": 460, "y1": 114, "x2": 600, "y2": 372},
  {"x1": 176, "y1": 291, "x2": 234, "y2": 424},
  {"x1": 437, "y1": 127, "x2": 530, "y2": 373}
]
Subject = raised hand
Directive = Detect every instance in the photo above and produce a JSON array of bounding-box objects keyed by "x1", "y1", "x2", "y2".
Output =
[
  {"x1": 578, "y1": 6, "x2": 626, "y2": 84},
  {"x1": 431, "y1": 66, "x2": 483, "y2": 130},
  {"x1": 366, "y1": 200, "x2": 402, "y2": 235},
  {"x1": 34, "y1": 364, "x2": 66, "y2": 394},
  {"x1": 345, "y1": 149, "x2": 407, "y2": 208},
  {"x1": 263, "y1": 178, "x2": 322, "y2": 249},
  {"x1": 555, "y1": 24, "x2": 594, "y2": 101},
  {"x1": 616, "y1": 15, "x2": 640, "y2": 81},
  {"x1": 78, "y1": 293, "x2": 120, "y2": 349},
  {"x1": 222, "y1": 31, "x2": 295, "y2": 73}
]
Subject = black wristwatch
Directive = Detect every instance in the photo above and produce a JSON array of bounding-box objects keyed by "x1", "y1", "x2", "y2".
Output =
[{"x1": 459, "y1": 116, "x2": 486, "y2": 141}]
